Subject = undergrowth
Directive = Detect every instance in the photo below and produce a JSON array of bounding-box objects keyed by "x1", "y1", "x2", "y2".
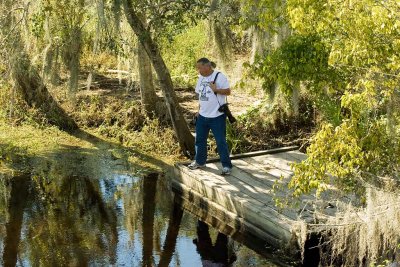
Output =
[{"x1": 226, "y1": 92, "x2": 315, "y2": 154}]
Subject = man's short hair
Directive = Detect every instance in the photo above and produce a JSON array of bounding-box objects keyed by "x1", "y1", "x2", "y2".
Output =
[{"x1": 197, "y1": 58, "x2": 216, "y2": 68}]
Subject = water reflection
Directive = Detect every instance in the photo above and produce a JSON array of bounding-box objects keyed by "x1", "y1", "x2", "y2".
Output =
[
  {"x1": 0, "y1": 160, "x2": 283, "y2": 267},
  {"x1": 3, "y1": 175, "x2": 29, "y2": 267},
  {"x1": 194, "y1": 220, "x2": 236, "y2": 267}
]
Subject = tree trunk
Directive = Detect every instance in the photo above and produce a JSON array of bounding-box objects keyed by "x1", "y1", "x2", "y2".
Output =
[
  {"x1": 87, "y1": 1, "x2": 103, "y2": 91},
  {"x1": 86, "y1": 35, "x2": 98, "y2": 91},
  {"x1": 387, "y1": 90, "x2": 395, "y2": 137},
  {"x1": 87, "y1": 0, "x2": 107, "y2": 91},
  {"x1": 67, "y1": 26, "x2": 82, "y2": 102},
  {"x1": 112, "y1": 0, "x2": 122, "y2": 34},
  {"x1": 269, "y1": 8, "x2": 291, "y2": 103},
  {"x1": 122, "y1": 0, "x2": 195, "y2": 157},
  {"x1": 137, "y1": 13, "x2": 158, "y2": 116},
  {"x1": 138, "y1": 41, "x2": 158, "y2": 116},
  {"x1": 1, "y1": 0, "x2": 78, "y2": 131},
  {"x1": 3, "y1": 175, "x2": 30, "y2": 267},
  {"x1": 50, "y1": 45, "x2": 61, "y2": 85},
  {"x1": 292, "y1": 82, "x2": 300, "y2": 118},
  {"x1": 42, "y1": 15, "x2": 54, "y2": 83},
  {"x1": 9, "y1": 86, "x2": 15, "y2": 120},
  {"x1": 13, "y1": 54, "x2": 78, "y2": 130}
]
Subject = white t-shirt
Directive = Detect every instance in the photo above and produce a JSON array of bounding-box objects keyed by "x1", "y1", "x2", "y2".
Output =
[{"x1": 195, "y1": 71, "x2": 230, "y2": 118}]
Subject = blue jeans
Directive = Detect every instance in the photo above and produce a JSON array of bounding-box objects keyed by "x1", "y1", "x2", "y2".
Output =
[{"x1": 195, "y1": 114, "x2": 232, "y2": 168}]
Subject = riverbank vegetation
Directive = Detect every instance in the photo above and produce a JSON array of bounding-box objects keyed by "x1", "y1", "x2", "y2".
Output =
[{"x1": 1, "y1": 0, "x2": 399, "y2": 265}]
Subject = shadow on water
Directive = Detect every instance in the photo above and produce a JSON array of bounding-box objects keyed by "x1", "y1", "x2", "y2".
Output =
[
  {"x1": 0, "y1": 130, "x2": 305, "y2": 266},
  {"x1": 70, "y1": 129, "x2": 172, "y2": 171}
]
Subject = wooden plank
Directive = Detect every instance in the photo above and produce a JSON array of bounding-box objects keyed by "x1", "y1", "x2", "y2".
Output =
[
  {"x1": 206, "y1": 162, "x2": 297, "y2": 206},
  {"x1": 173, "y1": 181, "x2": 242, "y2": 233},
  {"x1": 204, "y1": 163, "x2": 299, "y2": 220},
  {"x1": 274, "y1": 152, "x2": 301, "y2": 164},
  {"x1": 174, "y1": 165, "x2": 297, "y2": 242},
  {"x1": 206, "y1": 163, "x2": 274, "y2": 194},
  {"x1": 186, "y1": 163, "x2": 285, "y2": 210},
  {"x1": 179, "y1": 146, "x2": 299, "y2": 165},
  {"x1": 171, "y1": 181, "x2": 285, "y2": 248},
  {"x1": 239, "y1": 156, "x2": 294, "y2": 179},
  {"x1": 172, "y1": 148, "x2": 333, "y2": 251},
  {"x1": 285, "y1": 150, "x2": 308, "y2": 162},
  {"x1": 176, "y1": 165, "x2": 273, "y2": 214},
  {"x1": 226, "y1": 159, "x2": 316, "y2": 220},
  {"x1": 248, "y1": 154, "x2": 294, "y2": 173},
  {"x1": 230, "y1": 161, "x2": 278, "y2": 188},
  {"x1": 173, "y1": 181, "x2": 293, "y2": 246},
  {"x1": 233, "y1": 158, "x2": 292, "y2": 187},
  {"x1": 172, "y1": 148, "x2": 357, "y2": 258}
]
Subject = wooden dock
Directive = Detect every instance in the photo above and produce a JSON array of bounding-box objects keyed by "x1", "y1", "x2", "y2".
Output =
[{"x1": 172, "y1": 146, "x2": 338, "y2": 256}]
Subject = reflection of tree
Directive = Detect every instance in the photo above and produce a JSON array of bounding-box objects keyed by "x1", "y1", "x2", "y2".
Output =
[
  {"x1": 153, "y1": 178, "x2": 173, "y2": 256},
  {"x1": 122, "y1": 179, "x2": 141, "y2": 243},
  {"x1": 138, "y1": 174, "x2": 185, "y2": 267},
  {"x1": 120, "y1": 173, "x2": 178, "y2": 261},
  {"x1": 158, "y1": 199, "x2": 183, "y2": 267},
  {"x1": 0, "y1": 174, "x2": 11, "y2": 250},
  {"x1": 23, "y1": 172, "x2": 118, "y2": 266},
  {"x1": 121, "y1": 173, "x2": 185, "y2": 267},
  {"x1": 142, "y1": 174, "x2": 158, "y2": 266},
  {"x1": 3, "y1": 175, "x2": 29, "y2": 267},
  {"x1": 0, "y1": 161, "x2": 191, "y2": 266}
]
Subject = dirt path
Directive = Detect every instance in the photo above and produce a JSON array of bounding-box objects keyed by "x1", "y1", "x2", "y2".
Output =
[{"x1": 73, "y1": 72, "x2": 263, "y2": 122}]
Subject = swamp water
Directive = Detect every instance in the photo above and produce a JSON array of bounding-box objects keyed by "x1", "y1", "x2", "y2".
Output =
[{"x1": 0, "y1": 145, "x2": 297, "y2": 267}]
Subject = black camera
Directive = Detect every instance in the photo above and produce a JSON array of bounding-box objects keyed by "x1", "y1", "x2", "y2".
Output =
[{"x1": 218, "y1": 104, "x2": 236, "y2": 124}]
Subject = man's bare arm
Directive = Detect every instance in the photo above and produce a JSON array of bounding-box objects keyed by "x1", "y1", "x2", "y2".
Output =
[
  {"x1": 214, "y1": 88, "x2": 231, "y2": 95},
  {"x1": 210, "y1": 82, "x2": 231, "y2": 95}
]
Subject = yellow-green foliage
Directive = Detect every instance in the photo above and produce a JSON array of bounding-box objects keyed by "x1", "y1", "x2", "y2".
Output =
[
  {"x1": 290, "y1": 95, "x2": 400, "y2": 197},
  {"x1": 244, "y1": 0, "x2": 400, "y2": 197},
  {"x1": 291, "y1": 123, "x2": 371, "y2": 196},
  {"x1": 282, "y1": 0, "x2": 400, "y2": 196},
  {"x1": 162, "y1": 21, "x2": 212, "y2": 87},
  {"x1": 80, "y1": 51, "x2": 119, "y2": 72}
]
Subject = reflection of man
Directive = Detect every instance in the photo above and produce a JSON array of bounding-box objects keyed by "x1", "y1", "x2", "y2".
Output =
[{"x1": 193, "y1": 220, "x2": 237, "y2": 267}]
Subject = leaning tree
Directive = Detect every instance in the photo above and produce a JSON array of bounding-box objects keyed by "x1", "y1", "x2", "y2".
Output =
[{"x1": 120, "y1": 0, "x2": 209, "y2": 157}]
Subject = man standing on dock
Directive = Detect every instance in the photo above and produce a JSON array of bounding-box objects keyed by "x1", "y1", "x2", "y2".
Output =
[{"x1": 188, "y1": 58, "x2": 233, "y2": 175}]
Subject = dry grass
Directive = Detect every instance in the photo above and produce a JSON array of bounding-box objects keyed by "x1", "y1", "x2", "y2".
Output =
[{"x1": 312, "y1": 185, "x2": 400, "y2": 266}]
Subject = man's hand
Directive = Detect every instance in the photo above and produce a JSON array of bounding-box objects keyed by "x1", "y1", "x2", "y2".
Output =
[
  {"x1": 210, "y1": 82, "x2": 217, "y2": 93},
  {"x1": 210, "y1": 82, "x2": 231, "y2": 95}
]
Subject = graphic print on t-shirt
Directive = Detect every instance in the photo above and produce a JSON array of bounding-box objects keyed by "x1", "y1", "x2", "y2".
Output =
[
  {"x1": 195, "y1": 71, "x2": 230, "y2": 118},
  {"x1": 199, "y1": 79, "x2": 212, "y2": 101}
]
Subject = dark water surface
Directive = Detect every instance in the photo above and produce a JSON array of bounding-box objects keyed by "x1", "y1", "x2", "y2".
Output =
[{"x1": 0, "y1": 152, "x2": 294, "y2": 267}]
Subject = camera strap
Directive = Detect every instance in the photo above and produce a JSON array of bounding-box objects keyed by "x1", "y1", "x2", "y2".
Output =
[{"x1": 212, "y1": 72, "x2": 227, "y2": 108}]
